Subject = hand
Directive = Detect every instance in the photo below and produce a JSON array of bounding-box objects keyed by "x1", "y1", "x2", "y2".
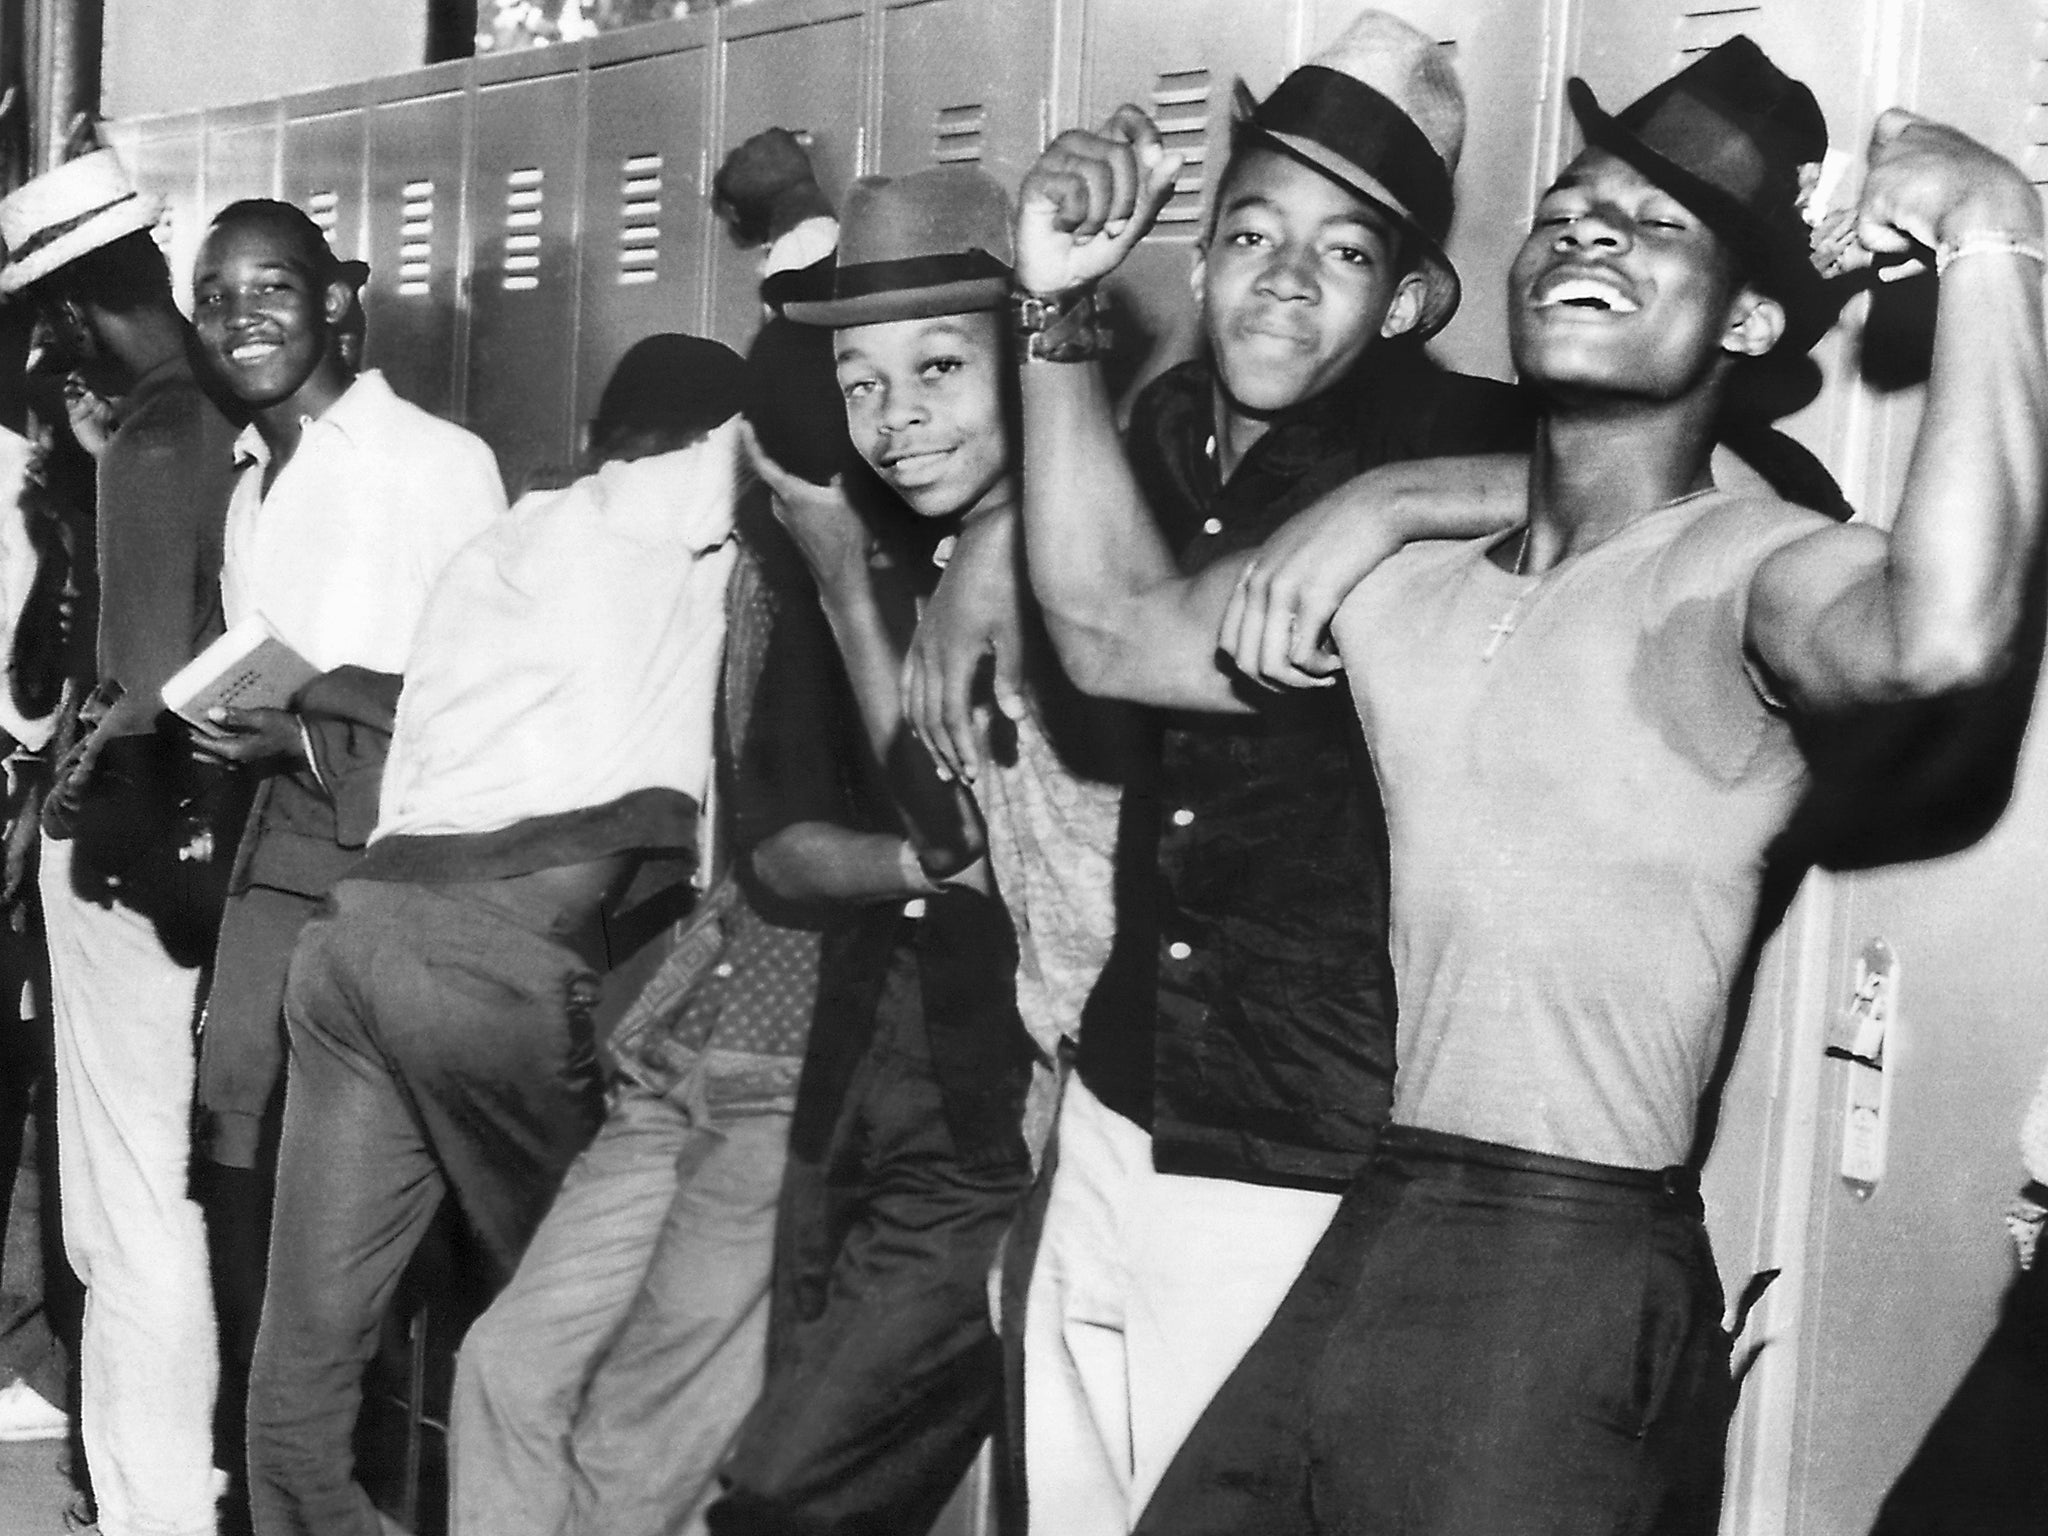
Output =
[
  {"x1": 1219, "y1": 456, "x2": 1528, "y2": 689},
  {"x1": 40, "y1": 731, "x2": 99, "y2": 839},
  {"x1": 740, "y1": 419, "x2": 874, "y2": 583},
  {"x1": 1856, "y1": 109, "x2": 2042, "y2": 269},
  {"x1": 1015, "y1": 105, "x2": 1185, "y2": 297},
  {"x1": 62, "y1": 377, "x2": 116, "y2": 459},
  {"x1": 188, "y1": 705, "x2": 304, "y2": 766},
  {"x1": 903, "y1": 506, "x2": 1026, "y2": 784}
]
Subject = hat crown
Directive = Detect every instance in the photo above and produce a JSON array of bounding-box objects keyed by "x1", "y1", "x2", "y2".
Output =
[
  {"x1": 0, "y1": 150, "x2": 151, "y2": 253},
  {"x1": 1612, "y1": 35, "x2": 1823, "y2": 221},
  {"x1": 835, "y1": 166, "x2": 1013, "y2": 272},
  {"x1": 1302, "y1": 10, "x2": 1465, "y2": 174}
]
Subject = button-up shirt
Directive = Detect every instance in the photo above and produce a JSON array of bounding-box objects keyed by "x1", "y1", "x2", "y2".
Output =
[
  {"x1": 1081, "y1": 347, "x2": 1535, "y2": 1189},
  {"x1": 223, "y1": 368, "x2": 504, "y2": 674}
]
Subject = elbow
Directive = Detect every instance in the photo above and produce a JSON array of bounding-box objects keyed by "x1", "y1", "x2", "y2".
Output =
[
  {"x1": 1038, "y1": 610, "x2": 1126, "y2": 699},
  {"x1": 751, "y1": 830, "x2": 828, "y2": 903},
  {"x1": 1893, "y1": 619, "x2": 2018, "y2": 700}
]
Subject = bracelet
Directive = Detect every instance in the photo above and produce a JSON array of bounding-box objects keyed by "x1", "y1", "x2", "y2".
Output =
[
  {"x1": 1934, "y1": 234, "x2": 2048, "y2": 276},
  {"x1": 1011, "y1": 285, "x2": 1114, "y2": 364}
]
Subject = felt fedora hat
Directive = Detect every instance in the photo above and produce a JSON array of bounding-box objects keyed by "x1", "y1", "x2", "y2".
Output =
[
  {"x1": 1234, "y1": 10, "x2": 1467, "y2": 339},
  {"x1": 1565, "y1": 35, "x2": 1851, "y2": 354},
  {"x1": 784, "y1": 166, "x2": 1013, "y2": 329},
  {"x1": 0, "y1": 150, "x2": 163, "y2": 297}
]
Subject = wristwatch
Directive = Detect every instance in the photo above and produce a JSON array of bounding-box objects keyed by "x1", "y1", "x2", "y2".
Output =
[{"x1": 1011, "y1": 284, "x2": 1113, "y2": 364}]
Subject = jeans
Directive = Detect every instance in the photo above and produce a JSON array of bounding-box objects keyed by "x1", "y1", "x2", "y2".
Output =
[
  {"x1": 247, "y1": 878, "x2": 606, "y2": 1536},
  {"x1": 41, "y1": 836, "x2": 222, "y2": 1536},
  {"x1": 450, "y1": 1064, "x2": 795, "y2": 1536},
  {"x1": 1023, "y1": 1077, "x2": 1339, "y2": 1535},
  {"x1": 1135, "y1": 1126, "x2": 1736, "y2": 1536},
  {"x1": 708, "y1": 939, "x2": 1033, "y2": 1536}
]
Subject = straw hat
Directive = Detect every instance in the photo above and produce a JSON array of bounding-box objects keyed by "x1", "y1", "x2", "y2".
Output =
[
  {"x1": 1235, "y1": 10, "x2": 1467, "y2": 338},
  {"x1": 0, "y1": 150, "x2": 163, "y2": 297},
  {"x1": 784, "y1": 166, "x2": 1012, "y2": 329}
]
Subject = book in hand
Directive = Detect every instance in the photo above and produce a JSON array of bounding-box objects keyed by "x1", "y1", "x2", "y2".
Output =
[{"x1": 161, "y1": 614, "x2": 319, "y2": 728}]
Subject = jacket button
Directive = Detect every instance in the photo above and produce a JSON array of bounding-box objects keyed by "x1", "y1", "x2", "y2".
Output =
[
  {"x1": 1170, "y1": 807, "x2": 1194, "y2": 827},
  {"x1": 1201, "y1": 517, "x2": 1223, "y2": 535},
  {"x1": 1167, "y1": 941, "x2": 1192, "y2": 961}
]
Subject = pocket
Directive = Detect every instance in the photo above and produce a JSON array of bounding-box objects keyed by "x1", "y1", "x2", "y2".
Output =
[{"x1": 1615, "y1": 1220, "x2": 1728, "y2": 1441}]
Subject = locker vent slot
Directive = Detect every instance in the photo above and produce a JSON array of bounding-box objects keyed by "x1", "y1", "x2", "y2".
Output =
[
  {"x1": 308, "y1": 190, "x2": 340, "y2": 241},
  {"x1": 933, "y1": 104, "x2": 987, "y2": 165},
  {"x1": 1151, "y1": 68, "x2": 1212, "y2": 227},
  {"x1": 503, "y1": 166, "x2": 545, "y2": 292},
  {"x1": 398, "y1": 179, "x2": 435, "y2": 297},
  {"x1": 618, "y1": 152, "x2": 663, "y2": 287},
  {"x1": 1677, "y1": 6, "x2": 1764, "y2": 61},
  {"x1": 2030, "y1": 5, "x2": 2048, "y2": 184}
]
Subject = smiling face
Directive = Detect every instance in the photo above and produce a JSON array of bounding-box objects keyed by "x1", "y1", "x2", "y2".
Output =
[
  {"x1": 191, "y1": 214, "x2": 351, "y2": 418},
  {"x1": 1509, "y1": 148, "x2": 1782, "y2": 404},
  {"x1": 834, "y1": 310, "x2": 1012, "y2": 519},
  {"x1": 1195, "y1": 147, "x2": 1427, "y2": 418}
]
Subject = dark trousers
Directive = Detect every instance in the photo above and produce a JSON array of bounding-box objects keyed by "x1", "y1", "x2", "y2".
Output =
[
  {"x1": 247, "y1": 878, "x2": 606, "y2": 1536},
  {"x1": 1135, "y1": 1126, "x2": 1736, "y2": 1536},
  {"x1": 709, "y1": 938, "x2": 1033, "y2": 1536},
  {"x1": 196, "y1": 884, "x2": 322, "y2": 1535}
]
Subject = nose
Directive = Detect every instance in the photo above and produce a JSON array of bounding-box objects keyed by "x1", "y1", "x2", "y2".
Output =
[
  {"x1": 1254, "y1": 241, "x2": 1319, "y2": 303},
  {"x1": 1554, "y1": 203, "x2": 1631, "y2": 254},
  {"x1": 878, "y1": 380, "x2": 928, "y2": 434}
]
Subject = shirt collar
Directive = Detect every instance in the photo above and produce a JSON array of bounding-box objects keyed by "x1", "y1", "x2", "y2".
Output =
[{"x1": 230, "y1": 368, "x2": 392, "y2": 470}]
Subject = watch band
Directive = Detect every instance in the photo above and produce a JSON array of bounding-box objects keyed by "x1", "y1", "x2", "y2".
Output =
[{"x1": 1011, "y1": 285, "x2": 1114, "y2": 364}]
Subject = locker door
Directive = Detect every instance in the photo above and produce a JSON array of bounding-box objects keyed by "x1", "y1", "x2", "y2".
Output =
[
  {"x1": 1728, "y1": 10, "x2": 2048, "y2": 1532},
  {"x1": 468, "y1": 61, "x2": 587, "y2": 493},
  {"x1": 282, "y1": 99, "x2": 371, "y2": 266},
  {"x1": 113, "y1": 117, "x2": 206, "y2": 313},
  {"x1": 1303, "y1": 0, "x2": 1557, "y2": 382},
  {"x1": 365, "y1": 83, "x2": 469, "y2": 422},
  {"x1": 874, "y1": 0, "x2": 1053, "y2": 192},
  {"x1": 1074, "y1": 0, "x2": 1302, "y2": 381},
  {"x1": 200, "y1": 108, "x2": 281, "y2": 224},
  {"x1": 709, "y1": 0, "x2": 869, "y2": 350},
  {"x1": 579, "y1": 35, "x2": 715, "y2": 434}
]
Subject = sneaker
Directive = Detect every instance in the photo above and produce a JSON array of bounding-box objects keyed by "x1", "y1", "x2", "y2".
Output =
[{"x1": 0, "y1": 1377, "x2": 68, "y2": 1441}]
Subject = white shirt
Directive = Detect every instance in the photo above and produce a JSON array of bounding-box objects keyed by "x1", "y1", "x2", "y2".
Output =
[
  {"x1": 372, "y1": 422, "x2": 742, "y2": 842},
  {"x1": 221, "y1": 369, "x2": 506, "y2": 674}
]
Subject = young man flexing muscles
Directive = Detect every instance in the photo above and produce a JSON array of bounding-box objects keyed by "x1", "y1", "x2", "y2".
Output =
[{"x1": 1017, "y1": 35, "x2": 2045, "y2": 1535}]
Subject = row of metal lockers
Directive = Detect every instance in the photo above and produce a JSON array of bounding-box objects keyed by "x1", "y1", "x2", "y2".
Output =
[{"x1": 102, "y1": 0, "x2": 2047, "y2": 493}]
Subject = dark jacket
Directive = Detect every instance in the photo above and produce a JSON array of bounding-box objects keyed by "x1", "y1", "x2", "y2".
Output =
[{"x1": 1076, "y1": 345, "x2": 1536, "y2": 1189}]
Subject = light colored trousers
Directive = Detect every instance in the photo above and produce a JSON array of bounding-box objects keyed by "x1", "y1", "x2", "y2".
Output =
[
  {"x1": 41, "y1": 836, "x2": 221, "y2": 1536},
  {"x1": 1023, "y1": 1076, "x2": 1340, "y2": 1536},
  {"x1": 450, "y1": 1079, "x2": 789, "y2": 1536}
]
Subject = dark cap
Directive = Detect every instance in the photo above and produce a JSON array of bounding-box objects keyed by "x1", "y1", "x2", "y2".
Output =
[{"x1": 594, "y1": 333, "x2": 747, "y2": 446}]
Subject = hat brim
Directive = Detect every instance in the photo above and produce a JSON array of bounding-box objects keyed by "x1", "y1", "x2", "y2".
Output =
[
  {"x1": 785, "y1": 275, "x2": 1010, "y2": 330},
  {"x1": 1564, "y1": 77, "x2": 1848, "y2": 354},
  {"x1": 1234, "y1": 120, "x2": 1462, "y2": 341},
  {"x1": 0, "y1": 198, "x2": 162, "y2": 297}
]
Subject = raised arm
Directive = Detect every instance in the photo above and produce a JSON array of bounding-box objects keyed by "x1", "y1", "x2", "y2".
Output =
[
  {"x1": 744, "y1": 426, "x2": 986, "y2": 879},
  {"x1": 1749, "y1": 110, "x2": 2048, "y2": 715}
]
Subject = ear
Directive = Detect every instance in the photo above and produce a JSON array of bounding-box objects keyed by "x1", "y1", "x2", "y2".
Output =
[
  {"x1": 1188, "y1": 246, "x2": 1208, "y2": 312},
  {"x1": 321, "y1": 276, "x2": 354, "y2": 328},
  {"x1": 1379, "y1": 270, "x2": 1429, "y2": 340},
  {"x1": 1722, "y1": 287, "x2": 1785, "y2": 359}
]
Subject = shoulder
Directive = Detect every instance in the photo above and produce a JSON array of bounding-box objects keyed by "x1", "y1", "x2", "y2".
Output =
[{"x1": 350, "y1": 374, "x2": 499, "y2": 470}]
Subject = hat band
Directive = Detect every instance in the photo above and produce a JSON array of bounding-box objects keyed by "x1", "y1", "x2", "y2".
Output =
[
  {"x1": 830, "y1": 247, "x2": 1011, "y2": 303},
  {"x1": 1252, "y1": 65, "x2": 1452, "y2": 240},
  {"x1": 6, "y1": 190, "x2": 147, "y2": 265}
]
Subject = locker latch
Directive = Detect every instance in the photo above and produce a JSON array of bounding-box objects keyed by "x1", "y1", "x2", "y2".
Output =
[{"x1": 1826, "y1": 937, "x2": 1897, "y2": 1200}]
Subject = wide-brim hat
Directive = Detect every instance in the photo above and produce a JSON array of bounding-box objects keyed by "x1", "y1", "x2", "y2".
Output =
[
  {"x1": 1565, "y1": 35, "x2": 1852, "y2": 355},
  {"x1": 0, "y1": 150, "x2": 163, "y2": 297},
  {"x1": 784, "y1": 166, "x2": 1012, "y2": 329},
  {"x1": 1233, "y1": 10, "x2": 1467, "y2": 339}
]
